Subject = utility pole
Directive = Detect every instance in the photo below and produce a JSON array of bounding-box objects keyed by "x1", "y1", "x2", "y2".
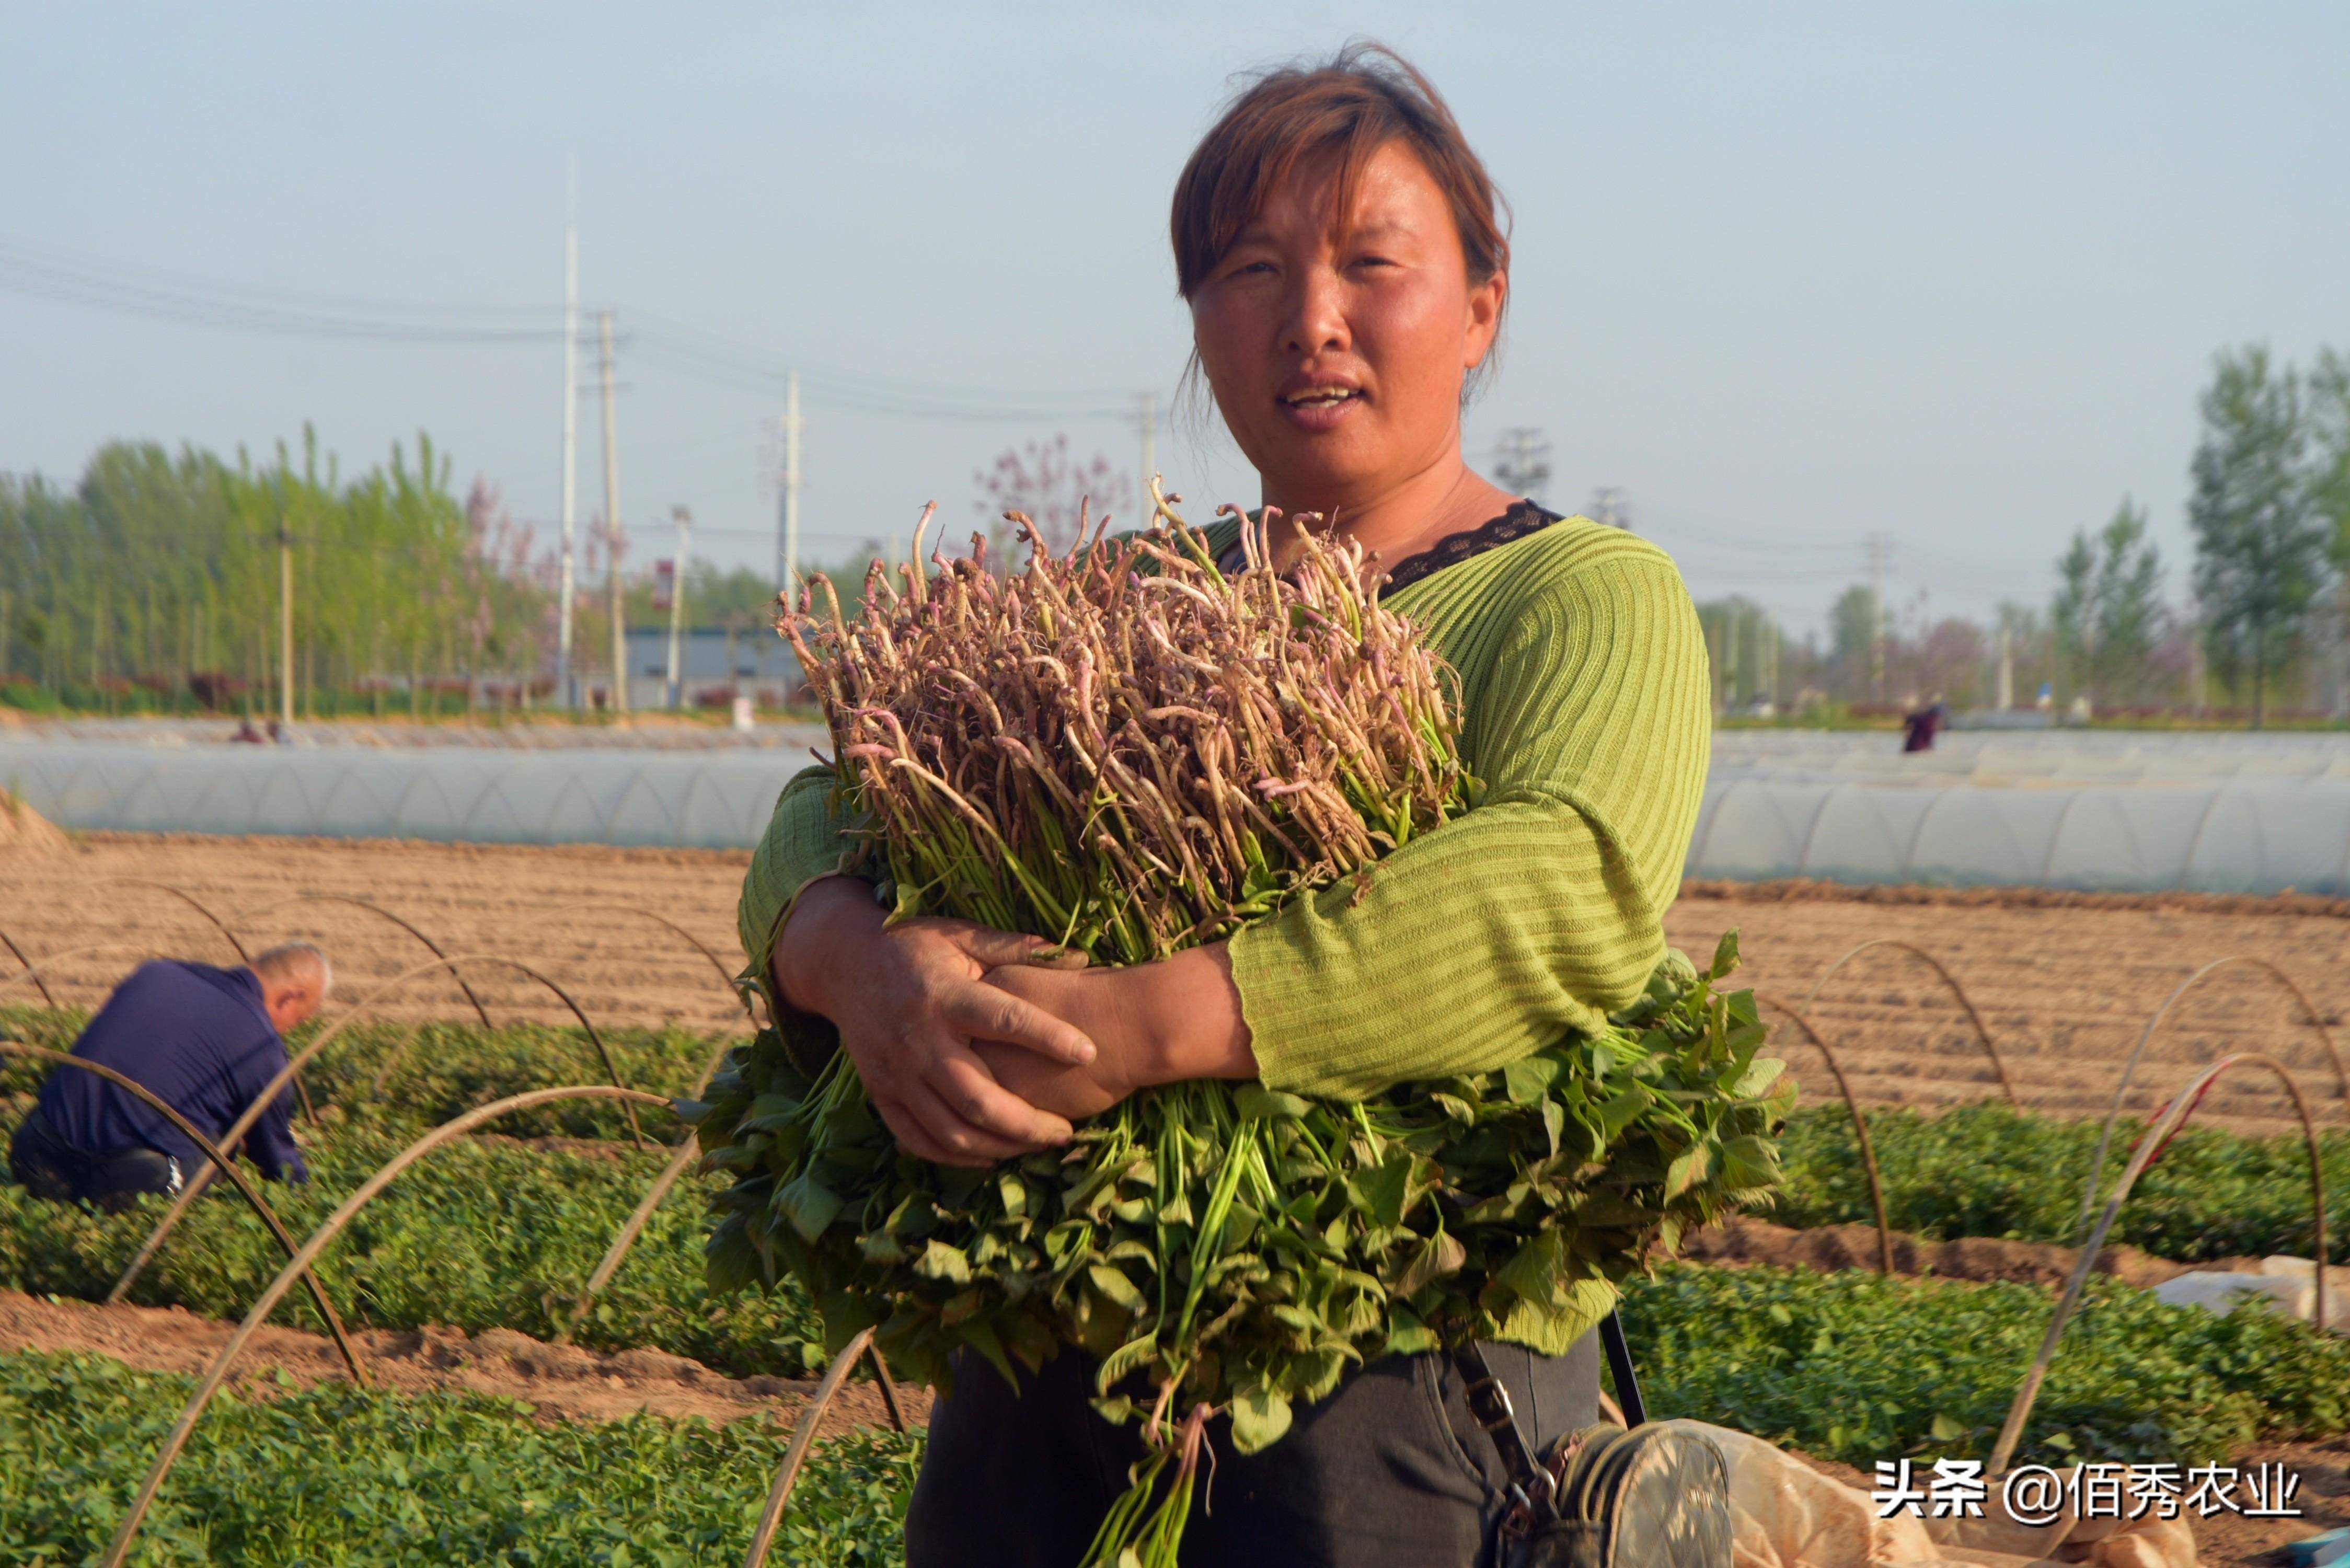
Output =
[
  {"x1": 278, "y1": 511, "x2": 294, "y2": 728},
  {"x1": 1588, "y1": 486, "x2": 1629, "y2": 531},
  {"x1": 666, "y1": 505, "x2": 691, "y2": 709},
  {"x1": 1724, "y1": 603, "x2": 1742, "y2": 711},
  {"x1": 1866, "y1": 532, "x2": 1890, "y2": 703},
  {"x1": 1493, "y1": 428, "x2": 1553, "y2": 504},
  {"x1": 2187, "y1": 621, "x2": 2207, "y2": 716},
  {"x1": 599, "y1": 308, "x2": 627, "y2": 714},
  {"x1": 558, "y1": 165, "x2": 580, "y2": 707},
  {"x1": 1706, "y1": 618, "x2": 1723, "y2": 715},
  {"x1": 778, "y1": 371, "x2": 803, "y2": 595},
  {"x1": 1138, "y1": 390, "x2": 1157, "y2": 501}
]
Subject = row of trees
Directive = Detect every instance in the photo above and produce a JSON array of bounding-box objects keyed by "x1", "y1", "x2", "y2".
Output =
[
  {"x1": 0, "y1": 431, "x2": 521, "y2": 715},
  {"x1": 0, "y1": 425, "x2": 1122, "y2": 718},
  {"x1": 1702, "y1": 343, "x2": 2350, "y2": 724}
]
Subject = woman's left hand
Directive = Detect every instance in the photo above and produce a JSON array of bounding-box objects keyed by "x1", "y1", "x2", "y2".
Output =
[{"x1": 976, "y1": 944, "x2": 1259, "y2": 1121}]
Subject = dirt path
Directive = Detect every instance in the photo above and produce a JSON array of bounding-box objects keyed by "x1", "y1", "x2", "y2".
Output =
[
  {"x1": 5, "y1": 837, "x2": 2349, "y2": 1135},
  {"x1": 0, "y1": 1286, "x2": 923, "y2": 1436}
]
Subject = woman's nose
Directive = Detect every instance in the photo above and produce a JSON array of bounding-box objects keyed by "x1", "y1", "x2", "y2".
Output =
[{"x1": 1281, "y1": 263, "x2": 1352, "y2": 358}]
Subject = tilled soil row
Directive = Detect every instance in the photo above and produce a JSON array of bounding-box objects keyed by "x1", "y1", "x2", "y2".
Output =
[
  {"x1": 6, "y1": 837, "x2": 2349, "y2": 1136},
  {"x1": 0, "y1": 1215, "x2": 2241, "y2": 1432},
  {"x1": 0, "y1": 1286, "x2": 924, "y2": 1435}
]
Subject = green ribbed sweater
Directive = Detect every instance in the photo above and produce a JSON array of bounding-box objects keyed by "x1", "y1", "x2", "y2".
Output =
[{"x1": 735, "y1": 513, "x2": 1712, "y2": 1100}]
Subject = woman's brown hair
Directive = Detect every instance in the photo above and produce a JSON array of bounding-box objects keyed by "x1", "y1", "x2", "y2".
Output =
[{"x1": 1170, "y1": 42, "x2": 1511, "y2": 338}]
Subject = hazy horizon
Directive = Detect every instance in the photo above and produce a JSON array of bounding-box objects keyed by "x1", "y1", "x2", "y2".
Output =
[{"x1": 4, "y1": 3, "x2": 2343, "y2": 642}]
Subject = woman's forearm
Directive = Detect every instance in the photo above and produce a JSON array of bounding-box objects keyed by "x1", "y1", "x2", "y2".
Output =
[
  {"x1": 1130, "y1": 943, "x2": 1257, "y2": 1086},
  {"x1": 771, "y1": 874, "x2": 883, "y2": 1021}
]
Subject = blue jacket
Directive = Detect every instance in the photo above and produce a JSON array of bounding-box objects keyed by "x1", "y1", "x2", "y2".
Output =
[{"x1": 37, "y1": 961, "x2": 308, "y2": 1182}]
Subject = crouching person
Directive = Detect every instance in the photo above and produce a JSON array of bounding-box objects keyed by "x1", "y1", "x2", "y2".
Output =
[{"x1": 8, "y1": 942, "x2": 329, "y2": 1210}]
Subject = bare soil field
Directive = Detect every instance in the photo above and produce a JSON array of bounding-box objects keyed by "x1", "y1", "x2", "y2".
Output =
[
  {"x1": 0, "y1": 832, "x2": 755, "y2": 1034},
  {"x1": 2, "y1": 836, "x2": 2346, "y2": 1136},
  {"x1": 0, "y1": 1286, "x2": 921, "y2": 1435}
]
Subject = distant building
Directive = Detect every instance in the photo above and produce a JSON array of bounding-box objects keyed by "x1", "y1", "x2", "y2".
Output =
[{"x1": 621, "y1": 626, "x2": 804, "y2": 711}]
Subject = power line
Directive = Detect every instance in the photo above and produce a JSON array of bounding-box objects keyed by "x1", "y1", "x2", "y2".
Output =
[
  {"x1": 0, "y1": 228, "x2": 1158, "y2": 418},
  {"x1": 0, "y1": 231, "x2": 567, "y2": 343}
]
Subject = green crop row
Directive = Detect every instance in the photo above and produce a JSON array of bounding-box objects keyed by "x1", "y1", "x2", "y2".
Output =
[
  {"x1": 11, "y1": 995, "x2": 2339, "y2": 1266},
  {"x1": 0, "y1": 1111, "x2": 832, "y2": 1377},
  {"x1": 1625, "y1": 1261, "x2": 2350, "y2": 1467},
  {"x1": 1772, "y1": 1101, "x2": 2350, "y2": 1264},
  {"x1": 5, "y1": 1260, "x2": 2342, "y2": 1567},
  {"x1": 2, "y1": 1003, "x2": 746, "y2": 1144},
  {"x1": 1, "y1": 1347, "x2": 916, "y2": 1567}
]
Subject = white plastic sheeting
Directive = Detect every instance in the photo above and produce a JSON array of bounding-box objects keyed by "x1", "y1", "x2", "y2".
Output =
[
  {"x1": 9, "y1": 730, "x2": 2350, "y2": 891},
  {"x1": 1713, "y1": 727, "x2": 2350, "y2": 785},
  {"x1": 1687, "y1": 776, "x2": 2350, "y2": 893},
  {"x1": 0, "y1": 741, "x2": 816, "y2": 849}
]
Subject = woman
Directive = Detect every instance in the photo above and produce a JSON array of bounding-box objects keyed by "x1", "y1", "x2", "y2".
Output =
[{"x1": 740, "y1": 43, "x2": 1711, "y2": 1568}]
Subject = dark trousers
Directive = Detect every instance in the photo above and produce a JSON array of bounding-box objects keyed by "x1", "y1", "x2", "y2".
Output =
[
  {"x1": 906, "y1": 1329, "x2": 1599, "y2": 1568},
  {"x1": 8, "y1": 1106, "x2": 182, "y2": 1212}
]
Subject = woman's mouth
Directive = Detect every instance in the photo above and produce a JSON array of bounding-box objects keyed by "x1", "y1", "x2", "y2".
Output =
[{"x1": 1278, "y1": 385, "x2": 1363, "y2": 430}]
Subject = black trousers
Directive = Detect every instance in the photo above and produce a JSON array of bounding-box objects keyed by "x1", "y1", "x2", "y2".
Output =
[
  {"x1": 906, "y1": 1330, "x2": 1599, "y2": 1568},
  {"x1": 8, "y1": 1106, "x2": 182, "y2": 1212}
]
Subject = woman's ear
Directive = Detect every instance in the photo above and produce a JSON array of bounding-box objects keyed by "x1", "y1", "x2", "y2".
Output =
[{"x1": 1464, "y1": 268, "x2": 1506, "y2": 370}]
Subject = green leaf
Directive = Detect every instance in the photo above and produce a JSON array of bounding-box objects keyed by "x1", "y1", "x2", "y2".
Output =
[
  {"x1": 1719, "y1": 1134, "x2": 1780, "y2": 1190},
  {"x1": 1095, "y1": 1332, "x2": 1161, "y2": 1392},
  {"x1": 1383, "y1": 1308, "x2": 1438, "y2": 1358},
  {"x1": 1234, "y1": 1084, "x2": 1310, "y2": 1121},
  {"x1": 914, "y1": 1239, "x2": 972, "y2": 1286},
  {"x1": 1664, "y1": 1139, "x2": 1717, "y2": 1201},
  {"x1": 1229, "y1": 1385, "x2": 1294, "y2": 1454},
  {"x1": 1710, "y1": 929, "x2": 1742, "y2": 979},
  {"x1": 1396, "y1": 1229, "x2": 1467, "y2": 1297},
  {"x1": 1494, "y1": 1276, "x2": 1617, "y2": 1357},
  {"x1": 1502, "y1": 1053, "x2": 1565, "y2": 1105},
  {"x1": 1348, "y1": 1152, "x2": 1415, "y2": 1229},
  {"x1": 1930, "y1": 1412, "x2": 1967, "y2": 1442},
  {"x1": 997, "y1": 1171, "x2": 1029, "y2": 1219},
  {"x1": 1086, "y1": 1263, "x2": 1146, "y2": 1314},
  {"x1": 1488, "y1": 1230, "x2": 1566, "y2": 1307},
  {"x1": 776, "y1": 1172, "x2": 844, "y2": 1242}
]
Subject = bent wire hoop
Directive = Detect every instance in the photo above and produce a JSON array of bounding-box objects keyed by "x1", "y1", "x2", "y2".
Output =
[
  {"x1": 2078, "y1": 955, "x2": 2347, "y2": 1230},
  {"x1": 1991, "y1": 1051, "x2": 2326, "y2": 1476},
  {"x1": 240, "y1": 894, "x2": 493, "y2": 1028},
  {"x1": 1799, "y1": 938, "x2": 2022, "y2": 1107},
  {"x1": 107, "y1": 951, "x2": 645, "y2": 1305},
  {"x1": 0, "y1": 1040, "x2": 366, "y2": 1383},
  {"x1": 741, "y1": 1327, "x2": 912, "y2": 1568},
  {"x1": 1753, "y1": 993, "x2": 1895, "y2": 1276},
  {"x1": 0, "y1": 925, "x2": 59, "y2": 1008},
  {"x1": 99, "y1": 1085, "x2": 677, "y2": 1568}
]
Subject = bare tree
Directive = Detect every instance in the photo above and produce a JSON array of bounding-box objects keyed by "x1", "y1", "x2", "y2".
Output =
[{"x1": 974, "y1": 434, "x2": 1134, "y2": 556}]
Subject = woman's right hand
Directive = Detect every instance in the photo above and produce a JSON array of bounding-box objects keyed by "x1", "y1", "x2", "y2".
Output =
[{"x1": 771, "y1": 875, "x2": 1098, "y2": 1167}]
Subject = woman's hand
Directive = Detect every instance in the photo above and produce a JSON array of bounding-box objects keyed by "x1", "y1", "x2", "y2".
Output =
[
  {"x1": 773, "y1": 877, "x2": 1098, "y2": 1167},
  {"x1": 978, "y1": 946, "x2": 1258, "y2": 1121}
]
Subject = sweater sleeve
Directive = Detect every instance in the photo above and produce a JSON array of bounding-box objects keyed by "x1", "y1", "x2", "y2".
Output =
[
  {"x1": 735, "y1": 764, "x2": 880, "y2": 1020},
  {"x1": 1227, "y1": 548, "x2": 1711, "y2": 1100},
  {"x1": 230, "y1": 1036, "x2": 309, "y2": 1184}
]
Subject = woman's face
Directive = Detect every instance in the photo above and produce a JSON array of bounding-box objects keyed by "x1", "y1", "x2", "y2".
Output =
[{"x1": 1190, "y1": 139, "x2": 1504, "y2": 508}]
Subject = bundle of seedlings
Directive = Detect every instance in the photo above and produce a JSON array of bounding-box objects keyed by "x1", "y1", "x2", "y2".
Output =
[{"x1": 696, "y1": 492, "x2": 1791, "y2": 1566}]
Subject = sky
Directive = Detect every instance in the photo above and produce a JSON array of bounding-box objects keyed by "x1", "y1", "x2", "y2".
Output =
[{"x1": 2, "y1": 2, "x2": 2343, "y2": 642}]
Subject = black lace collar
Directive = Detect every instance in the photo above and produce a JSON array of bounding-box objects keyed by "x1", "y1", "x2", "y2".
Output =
[
  {"x1": 1379, "y1": 499, "x2": 1564, "y2": 595},
  {"x1": 1217, "y1": 499, "x2": 1565, "y2": 594}
]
